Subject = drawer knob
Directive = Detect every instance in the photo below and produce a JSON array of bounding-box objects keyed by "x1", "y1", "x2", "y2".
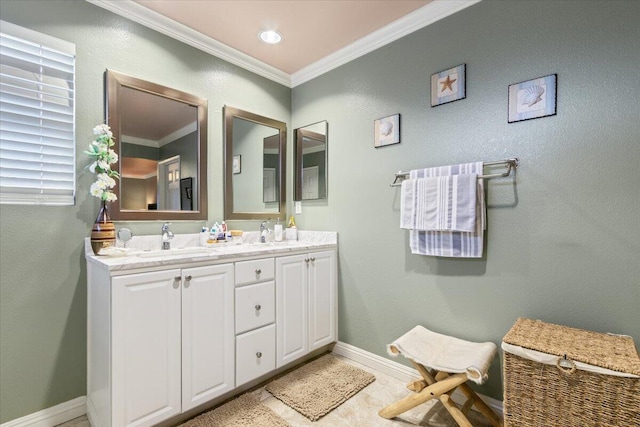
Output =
[
  {"x1": 255, "y1": 268, "x2": 262, "y2": 275},
  {"x1": 256, "y1": 352, "x2": 262, "y2": 359},
  {"x1": 255, "y1": 304, "x2": 261, "y2": 311}
]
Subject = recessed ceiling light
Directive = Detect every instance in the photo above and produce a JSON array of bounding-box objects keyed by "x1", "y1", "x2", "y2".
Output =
[{"x1": 259, "y1": 30, "x2": 282, "y2": 44}]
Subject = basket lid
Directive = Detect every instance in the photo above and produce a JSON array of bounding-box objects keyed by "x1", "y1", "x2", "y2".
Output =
[{"x1": 502, "y1": 318, "x2": 640, "y2": 376}]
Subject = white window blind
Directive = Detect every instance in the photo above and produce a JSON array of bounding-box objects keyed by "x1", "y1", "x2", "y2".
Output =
[{"x1": 0, "y1": 20, "x2": 76, "y2": 205}]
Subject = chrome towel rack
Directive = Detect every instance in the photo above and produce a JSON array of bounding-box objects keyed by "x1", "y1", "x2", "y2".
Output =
[{"x1": 390, "y1": 158, "x2": 519, "y2": 187}]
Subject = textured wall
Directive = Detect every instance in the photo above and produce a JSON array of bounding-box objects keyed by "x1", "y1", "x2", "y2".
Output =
[
  {"x1": 1, "y1": 0, "x2": 639, "y2": 422},
  {"x1": 291, "y1": 0, "x2": 640, "y2": 399},
  {"x1": 0, "y1": 0, "x2": 290, "y2": 422}
]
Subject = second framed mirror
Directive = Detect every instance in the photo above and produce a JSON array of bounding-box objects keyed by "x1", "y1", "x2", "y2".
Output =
[
  {"x1": 294, "y1": 121, "x2": 328, "y2": 201},
  {"x1": 224, "y1": 106, "x2": 287, "y2": 221}
]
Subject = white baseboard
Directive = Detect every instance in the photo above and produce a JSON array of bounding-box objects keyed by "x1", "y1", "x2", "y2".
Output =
[
  {"x1": 333, "y1": 341, "x2": 504, "y2": 417},
  {"x1": 0, "y1": 396, "x2": 86, "y2": 427}
]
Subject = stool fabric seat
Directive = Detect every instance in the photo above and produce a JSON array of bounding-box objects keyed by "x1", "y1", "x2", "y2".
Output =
[
  {"x1": 379, "y1": 325, "x2": 502, "y2": 427},
  {"x1": 388, "y1": 325, "x2": 497, "y2": 385}
]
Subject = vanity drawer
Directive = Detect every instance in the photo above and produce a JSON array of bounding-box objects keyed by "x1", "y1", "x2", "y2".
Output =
[
  {"x1": 235, "y1": 281, "x2": 275, "y2": 334},
  {"x1": 235, "y1": 258, "x2": 274, "y2": 286},
  {"x1": 236, "y1": 324, "x2": 275, "y2": 386}
]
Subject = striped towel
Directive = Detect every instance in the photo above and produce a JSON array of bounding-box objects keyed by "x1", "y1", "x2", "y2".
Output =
[
  {"x1": 400, "y1": 173, "x2": 477, "y2": 232},
  {"x1": 403, "y1": 162, "x2": 485, "y2": 258}
]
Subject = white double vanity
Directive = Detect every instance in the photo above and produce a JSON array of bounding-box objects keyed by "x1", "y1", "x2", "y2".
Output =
[{"x1": 85, "y1": 231, "x2": 337, "y2": 427}]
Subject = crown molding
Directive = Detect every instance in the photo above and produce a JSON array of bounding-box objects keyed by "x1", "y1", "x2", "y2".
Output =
[
  {"x1": 86, "y1": 0, "x2": 480, "y2": 89},
  {"x1": 291, "y1": 0, "x2": 481, "y2": 87},
  {"x1": 85, "y1": 0, "x2": 291, "y2": 87}
]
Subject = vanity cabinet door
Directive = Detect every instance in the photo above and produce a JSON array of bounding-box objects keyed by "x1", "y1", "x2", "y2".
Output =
[
  {"x1": 308, "y1": 250, "x2": 337, "y2": 351},
  {"x1": 111, "y1": 269, "x2": 182, "y2": 427},
  {"x1": 276, "y1": 251, "x2": 337, "y2": 368},
  {"x1": 181, "y1": 264, "x2": 234, "y2": 411},
  {"x1": 276, "y1": 254, "x2": 309, "y2": 367}
]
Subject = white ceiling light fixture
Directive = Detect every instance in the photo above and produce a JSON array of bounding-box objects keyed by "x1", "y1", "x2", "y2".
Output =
[{"x1": 259, "y1": 30, "x2": 282, "y2": 44}]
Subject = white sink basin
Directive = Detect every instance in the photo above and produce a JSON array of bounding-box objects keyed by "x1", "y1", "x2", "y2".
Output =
[{"x1": 135, "y1": 247, "x2": 214, "y2": 258}]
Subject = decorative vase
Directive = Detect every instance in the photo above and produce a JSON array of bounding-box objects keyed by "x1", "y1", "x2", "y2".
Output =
[{"x1": 91, "y1": 200, "x2": 116, "y2": 255}]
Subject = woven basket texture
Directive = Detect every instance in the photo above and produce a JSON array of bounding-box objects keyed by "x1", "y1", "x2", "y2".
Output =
[
  {"x1": 503, "y1": 352, "x2": 639, "y2": 427},
  {"x1": 502, "y1": 318, "x2": 640, "y2": 427},
  {"x1": 503, "y1": 318, "x2": 640, "y2": 375}
]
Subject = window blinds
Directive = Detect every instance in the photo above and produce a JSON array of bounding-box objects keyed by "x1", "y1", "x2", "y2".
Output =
[{"x1": 0, "y1": 20, "x2": 76, "y2": 205}]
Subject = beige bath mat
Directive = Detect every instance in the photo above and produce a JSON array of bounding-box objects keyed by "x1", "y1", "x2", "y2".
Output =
[
  {"x1": 179, "y1": 393, "x2": 289, "y2": 427},
  {"x1": 266, "y1": 354, "x2": 376, "y2": 421}
]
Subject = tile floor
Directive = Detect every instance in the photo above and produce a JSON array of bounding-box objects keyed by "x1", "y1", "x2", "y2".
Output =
[{"x1": 57, "y1": 354, "x2": 495, "y2": 427}]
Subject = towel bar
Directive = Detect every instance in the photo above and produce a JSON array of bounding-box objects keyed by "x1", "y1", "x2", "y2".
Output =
[{"x1": 390, "y1": 158, "x2": 519, "y2": 187}]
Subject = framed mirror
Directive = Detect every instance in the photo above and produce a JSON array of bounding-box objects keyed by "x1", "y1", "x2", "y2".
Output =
[
  {"x1": 294, "y1": 121, "x2": 328, "y2": 201},
  {"x1": 105, "y1": 69, "x2": 208, "y2": 220},
  {"x1": 224, "y1": 106, "x2": 286, "y2": 221}
]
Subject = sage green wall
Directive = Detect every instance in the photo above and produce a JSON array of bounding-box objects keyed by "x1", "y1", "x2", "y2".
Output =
[
  {"x1": 0, "y1": 0, "x2": 290, "y2": 422},
  {"x1": 292, "y1": 0, "x2": 640, "y2": 399},
  {"x1": 1, "y1": 0, "x2": 639, "y2": 422}
]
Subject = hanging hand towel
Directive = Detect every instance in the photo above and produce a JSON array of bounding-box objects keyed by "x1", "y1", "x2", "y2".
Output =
[
  {"x1": 406, "y1": 162, "x2": 485, "y2": 258},
  {"x1": 400, "y1": 173, "x2": 477, "y2": 232}
]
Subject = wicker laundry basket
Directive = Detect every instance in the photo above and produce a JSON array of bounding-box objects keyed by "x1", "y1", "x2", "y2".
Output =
[{"x1": 502, "y1": 318, "x2": 640, "y2": 427}]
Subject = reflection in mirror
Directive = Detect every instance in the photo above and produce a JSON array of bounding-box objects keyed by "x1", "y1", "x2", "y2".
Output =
[
  {"x1": 294, "y1": 121, "x2": 328, "y2": 201},
  {"x1": 105, "y1": 70, "x2": 207, "y2": 220},
  {"x1": 224, "y1": 106, "x2": 286, "y2": 221}
]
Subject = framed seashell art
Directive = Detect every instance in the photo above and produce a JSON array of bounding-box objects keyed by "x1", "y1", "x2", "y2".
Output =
[
  {"x1": 431, "y1": 64, "x2": 466, "y2": 107},
  {"x1": 508, "y1": 74, "x2": 557, "y2": 123},
  {"x1": 374, "y1": 113, "x2": 401, "y2": 148}
]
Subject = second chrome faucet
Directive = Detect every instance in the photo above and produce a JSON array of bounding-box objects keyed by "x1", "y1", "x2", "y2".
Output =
[{"x1": 260, "y1": 221, "x2": 271, "y2": 243}]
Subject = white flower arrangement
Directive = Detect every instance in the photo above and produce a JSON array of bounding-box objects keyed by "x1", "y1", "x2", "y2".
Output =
[{"x1": 85, "y1": 124, "x2": 120, "y2": 202}]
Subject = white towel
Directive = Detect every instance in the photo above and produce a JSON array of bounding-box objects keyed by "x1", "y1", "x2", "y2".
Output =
[
  {"x1": 388, "y1": 325, "x2": 497, "y2": 385},
  {"x1": 400, "y1": 174, "x2": 477, "y2": 232},
  {"x1": 404, "y1": 162, "x2": 485, "y2": 258}
]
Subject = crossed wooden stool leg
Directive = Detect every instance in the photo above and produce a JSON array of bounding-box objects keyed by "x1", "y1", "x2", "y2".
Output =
[{"x1": 378, "y1": 326, "x2": 502, "y2": 427}]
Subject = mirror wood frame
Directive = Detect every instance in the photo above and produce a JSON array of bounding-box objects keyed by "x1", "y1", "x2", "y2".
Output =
[
  {"x1": 105, "y1": 69, "x2": 208, "y2": 220},
  {"x1": 224, "y1": 106, "x2": 287, "y2": 221}
]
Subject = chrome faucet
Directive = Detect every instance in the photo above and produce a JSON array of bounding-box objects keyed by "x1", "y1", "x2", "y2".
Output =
[
  {"x1": 260, "y1": 221, "x2": 271, "y2": 243},
  {"x1": 161, "y1": 222, "x2": 174, "y2": 250}
]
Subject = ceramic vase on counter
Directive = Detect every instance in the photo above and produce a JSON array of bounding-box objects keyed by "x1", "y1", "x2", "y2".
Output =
[{"x1": 91, "y1": 200, "x2": 116, "y2": 255}]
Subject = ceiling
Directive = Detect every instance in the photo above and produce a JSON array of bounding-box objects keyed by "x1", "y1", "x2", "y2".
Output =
[
  {"x1": 88, "y1": 0, "x2": 479, "y2": 87},
  {"x1": 133, "y1": 0, "x2": 431, "y2": 75}
]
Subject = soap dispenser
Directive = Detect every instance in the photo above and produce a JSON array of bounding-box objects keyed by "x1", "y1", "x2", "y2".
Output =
[{"x1": 274, "y1": 219, "x2": 283, "y2": 242}]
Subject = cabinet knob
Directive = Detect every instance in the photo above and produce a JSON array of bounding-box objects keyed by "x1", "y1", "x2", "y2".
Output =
[
  {"x1": 174, "y1": 275, "x2": 182, "y2": 281},
  {"x1": 255, "y1": 268, "x2": 262, "y2": 275},
  {"x1": 184, "y1": 275, "x2": 192, "y2": 288},
  {"x1": 305, "y1": 258, "x2": 310, "y2": 263},
  {"x1": 310, "y1": 257, "x2": 316, "y2": 262},
  {"x1": 173, "y1": 276, "x2": 181, "y2": 288},
  {"x1": 185, "y1": 275, "x2": 192, "y2": 281},
  {"x1": 256, "y1": 352, "x2": 262, "y2": 359},
  {"x1": 255, "y1": 304, "x2": 261, "y2": 311}
]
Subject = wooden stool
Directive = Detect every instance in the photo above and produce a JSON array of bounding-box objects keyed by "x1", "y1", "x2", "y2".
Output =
[{"x1": 378, "y1": 326, "x2": 502, "y2": 427}]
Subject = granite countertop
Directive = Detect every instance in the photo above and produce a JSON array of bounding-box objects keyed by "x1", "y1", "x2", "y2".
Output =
[{"x1": 85, "y1": 230, "x2": 337, "y2": 272}]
